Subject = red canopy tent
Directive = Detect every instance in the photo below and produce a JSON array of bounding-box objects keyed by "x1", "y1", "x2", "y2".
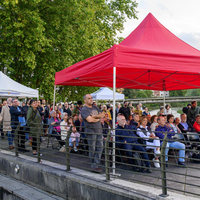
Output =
[
  {"x1": 55, "y1": 13, "x2": 200, "y2": 173},
  {"x1": 55, "y1": 13, "x2": 200, "y2": 91}
]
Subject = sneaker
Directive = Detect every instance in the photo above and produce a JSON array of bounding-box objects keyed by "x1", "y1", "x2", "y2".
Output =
[
  {"x1": 91, "y1": 167, "x2": 103, "y2": 173},
  {"x1": 74, "y1": 147, "x2": 78, "y2": 152},
  {"x1": 154, "y1": 150, "x2": 161, "y2": 156},
  {"x1": 178, "y1": 161, "x2": 187, "y2": 167},
  {"x1": 153, "y1": 158, "x2": 160, "y2": 168}
]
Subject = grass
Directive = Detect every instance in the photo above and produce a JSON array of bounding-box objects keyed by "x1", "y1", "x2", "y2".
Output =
[{"x1": 177, "y1": 109, "x2": 183, "y2": 114}]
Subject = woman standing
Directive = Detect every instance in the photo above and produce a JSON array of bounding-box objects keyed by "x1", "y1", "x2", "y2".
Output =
[{"x1": 27, "y1": 99, "x2": 43, "y2": 155}]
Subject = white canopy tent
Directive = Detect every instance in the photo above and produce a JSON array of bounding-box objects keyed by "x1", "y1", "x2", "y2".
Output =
[
  {"x1": 0, "y1": 71, "x2": 39, "y2": 98},
  {"x1": 90, "y1": 87, "x2": 124, "y2": 100}
]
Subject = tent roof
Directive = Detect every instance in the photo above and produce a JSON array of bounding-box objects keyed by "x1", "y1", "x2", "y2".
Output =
[
  {"x1": 0, "y1": 72, "x2": 38, "y2": 98},
  {"x1": 55, "y1": 13, "x2": 200, "y2": 91},
  {"x1": 90, "y1": 87, "x2": 124, "y2": 100}
]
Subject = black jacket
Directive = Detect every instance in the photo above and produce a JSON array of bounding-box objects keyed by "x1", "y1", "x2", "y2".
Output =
[
  {"x1": 63, "y1": 107, "x2": 72, "y2": 117},
  {"x1": 118, "y1": 106, "x2": 130, "y2": 120},
  {"x1": 178, "y1": 122, "x2": 195, "y2": 133},
  {"x1": 10, "y1": 106, "x2": 24, "y2": 127}
]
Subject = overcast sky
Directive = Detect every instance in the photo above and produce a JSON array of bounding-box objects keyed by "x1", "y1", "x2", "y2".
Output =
[{"x1": 118, "y1": 0, "x2": 200, "y2": 50}]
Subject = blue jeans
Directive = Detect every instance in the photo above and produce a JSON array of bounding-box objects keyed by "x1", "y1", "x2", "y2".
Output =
[
  {"x1": 69, "y1": 137, "x2": 79, "y2": 147},
  {"x1": 122, "y1": 143, "x2": 151, "y2": 166},
  {"x1": 7, "y1": 131, "x2": 13, "y2": 146},
  {"x1": 165, "y1": 142, "x2": 185, "y2": 162}
]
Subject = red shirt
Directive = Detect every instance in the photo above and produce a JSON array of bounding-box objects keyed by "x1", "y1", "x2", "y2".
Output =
[{"x1": 193, "y1": 121, "x2": 200, "y2": 132}]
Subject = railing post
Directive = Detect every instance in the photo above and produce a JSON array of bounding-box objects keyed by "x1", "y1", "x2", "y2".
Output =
[
  {"x1": 14, "y1": 123, "x2": 21, "y2": 157},
  {"x1": 66, "y1": 126, "x2": 72, "y2": 171},
  {"x1": 37, "y1": 130, "x2": 41, "y2": 163},
  {"x1": 105, "y1": 130, "x2": 111, "y2": 181},
  {"x1": 160, "y1": 132, "x2": 169, "y2": 197}
]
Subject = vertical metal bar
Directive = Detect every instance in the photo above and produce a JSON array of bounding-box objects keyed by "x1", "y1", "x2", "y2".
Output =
[
  {"x1": 53, "y1": 85, "x2": 56, "y2": 110},
  {"x1": 66, "y1": 126, "x2": 72, "y2": 171},
  {"x1": 163, "y1": 80, "x2": 166, "y2": 108},
  {"x1": 14, "y1": 123, "x2": 20, "y2": 157},
  {"x1": 37, "y1": 130, "x2": 41, "y2": 163},
  {"x1": 112, "y1": 67, "x2": 116, "y2": 175},
  {"x1": 105, "y1": 130, "x2": 111, "y2": 180},
  {"x1": 160, "y1": 132, "x2": 169, "y2": 197}
]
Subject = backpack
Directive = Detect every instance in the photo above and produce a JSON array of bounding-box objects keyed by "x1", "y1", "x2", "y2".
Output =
[{"x1": 191, "y1": 153, "x2": 200, "y2": 163}]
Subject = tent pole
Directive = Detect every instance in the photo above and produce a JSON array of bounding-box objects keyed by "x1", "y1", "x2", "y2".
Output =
[
  {"x1": 163, "y1": 91, "x2": 166, "y2": 108},
  {"x1": 53, "y1": 85, "x2": 56, "y2": 110},
  {"x1": 163, "y1": 80, "x2": 166, "y2": 108},
  {"x1": 112, "y1": 67, "x2": 116, "y2": 175}
]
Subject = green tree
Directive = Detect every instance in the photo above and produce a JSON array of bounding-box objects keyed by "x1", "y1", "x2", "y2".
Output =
[
  {"x1": 123, "y1": 89, "x2": 153, "y2": 99},
  {"x1": 0, "y1": 0, "x2": 138, "y2": 101},
  {"x1": 169, "y1": 90, "x2": 187, "y2": 97}
]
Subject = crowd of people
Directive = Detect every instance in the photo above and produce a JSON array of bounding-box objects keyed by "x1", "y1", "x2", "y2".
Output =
[{"x1": 1, "y1": 96, "x2": 200, "y2": 173}]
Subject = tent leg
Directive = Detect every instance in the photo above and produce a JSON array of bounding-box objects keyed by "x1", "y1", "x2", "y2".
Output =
[
  {"x1": 163, "y1": 91, "x2": 165, "y2": 108},
  {"x1": 53, "y1": 85, "x2": 56, "y2": 110},
  {"x1": 112, "y1": 67, "x2": 116, "y2": 175}
]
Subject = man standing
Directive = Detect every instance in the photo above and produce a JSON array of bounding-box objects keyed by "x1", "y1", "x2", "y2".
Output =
[
  {"x1": 10, "y1": 99, "x2": 28, "y2": 152},
  {"x1": 182, "y1": 104, "x2": 191, "y2": 115},
  {"x1": 81, "y1": 94, "x2": 105, "y2": 172},
  {"x1": 119, "y1": 101, "x2": 130, "y2": 120},
  {"x1": 63, "y1": 102, "x2": 72, "y2": 117},
  {"x1": 134, "y1": 104, "x2": 142, "y2": 117},
  {"x1": 187, "y1": 100, "x2": 200, "y2": 125},
  {"x1": 0, "y1": 98, "x2": 12, "y2": 149}
]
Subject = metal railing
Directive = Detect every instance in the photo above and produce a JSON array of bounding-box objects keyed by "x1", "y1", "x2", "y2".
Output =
[{"x1": 0, "y1": 121, "x2": 200, "y2": 197}]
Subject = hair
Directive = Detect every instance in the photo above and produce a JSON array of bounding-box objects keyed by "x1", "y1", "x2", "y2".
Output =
[
  {"x1": 180, "y1": 113, "x2": 186, "y2": 118},
  {"x1": 124, "y1": 101, "x2": 127, "y2": 104},
  {"x1": 191, "y1": 100, "x2": 197, "y2": 105},
  {"x1": 67, "y1": 116, "x2": 75, "y2": 126},
  {"x1": 187, "y1": 104, "x2": 191, "y2": 107},
  {"x1": 139, "y1": 116, "x2": 147, "y2": 124},
  {"x1": 72, "y1": 113, "x2": 78, "y2": 118},
  {"x1": 117, "y1": 113, "x2": 125, "y2": 122},
  {"x1": 61, "y1": 112, "x2": 68, "y2": 119},
  {"x1": 157, "y1": 116, "x2": 163, "y2": 122},
  {"x1": 136, "y1": 103, "x2": 139, "y2": 107},
  {"x1": 50, "y1": 110, "x2": 56, "y2": 116},
  {"x1": 11, "y1": 98, "x2": 17, "y2": 103},
  {"x1": 150, "y1": 115, "x2": 158, "y2": 123},
  {"x1": 83, "y1": 94, "x2": 89, "y2": 100},
  {"x1": 196, "y1": 114, "x2": 200, "y2": 119},
  {"x1": 165, "y1": 104, "x2": 170, "y2": 109},
  {"x1": 30, "y1": 99, "x2": 37, "y2": 105},
  {"x1": 132, "y1": 113, "x2": 139, "y2": 118},
  {"x1": 128, "y1": 115, "x2": 132, "y2": 120},
  {"x1": 160, "y1": 106, "x2": 164, "y2": 110},
  {"x1": 167, "y1": 114, "x2": 174, "y2": 122}
]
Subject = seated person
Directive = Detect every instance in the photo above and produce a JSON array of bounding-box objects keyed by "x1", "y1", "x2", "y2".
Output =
[
  {"x1": 137, "y1": 116, "x2": 161, "y2": 168},
  {"x1": 155, "y1": 116, "x2": 186, "y2": 166},
  {"x1": 60, "y1": 112, "x2": 68, "y2": 141},
  {"x1": 193, "y1": 114, "x2": 200, "y2": 133},
  {"x1": 146, "y1": 114, "x2": 151, "y2": 131},
  {"x1": 130, "y1": 113, "x2": 140, "y2": 127},
  {"x1": 48, "y1": 110, "x2": 65, "y2": 148},
  {"x1": 167, "y1": 114, "x2": 181, "y2": 133},
  {"x1": 178, "y1": 113, "x2": 195, "y2": 133},
  {"x1": 116, "y1": 114, "x2": 152, "y2": 173},
  {"x1": 150, "y1": 115, "x2": 158, "y2": 132}
]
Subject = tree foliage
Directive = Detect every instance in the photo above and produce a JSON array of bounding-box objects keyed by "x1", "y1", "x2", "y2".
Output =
[
  {"x1": 169, "y1": 90, "x2": 187, "y2": 97},
  {"x1": 123, "y1": 89, "x2": 153, "y2": 99},
  {"x1": 0, "y1": 0, "x2": 138, "y2": 102}
]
